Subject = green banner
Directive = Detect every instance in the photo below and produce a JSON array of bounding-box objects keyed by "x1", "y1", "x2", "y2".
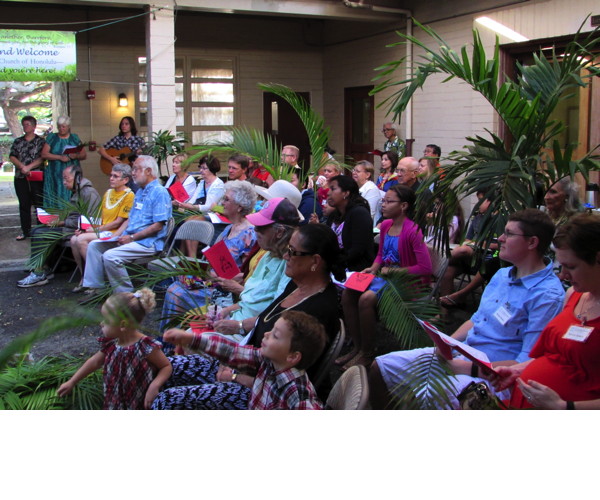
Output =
[{"x1": 0, "y1": 30, "x2": 76, "y2": 81}]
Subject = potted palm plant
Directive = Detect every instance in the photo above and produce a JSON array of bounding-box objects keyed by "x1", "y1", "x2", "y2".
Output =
[{"x1": 144, "y1": 129, "x2": 188, "y2": 180}]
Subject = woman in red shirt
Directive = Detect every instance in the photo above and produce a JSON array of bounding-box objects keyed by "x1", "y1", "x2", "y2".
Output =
[{"x1": 494, "y1": 213, "x2": 600, "y2": 409}]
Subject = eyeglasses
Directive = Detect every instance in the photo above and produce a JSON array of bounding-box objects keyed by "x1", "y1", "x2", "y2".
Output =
[
  {"x1": 132, "y1": 166, "x2": 144, "y2": 172},
  {"x1": 109, "y1": 174, "x2": 124, "y2": 179},
  {"x1": 502, "y1": 230, "x2": 531, "y2": 238},
  {"x1": 286, "y1": 245, "x2": 313, "y2": 258}
]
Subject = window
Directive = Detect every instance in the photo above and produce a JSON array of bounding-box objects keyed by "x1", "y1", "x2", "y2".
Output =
[
  {"x1": 184, "y1": 58, "x2": 235, "y2": 144},
  {"x1": 138, "y1": 56, "x2": 236, "y2": 144}
]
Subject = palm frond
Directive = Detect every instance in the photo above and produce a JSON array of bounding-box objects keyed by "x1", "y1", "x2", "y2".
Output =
[
  {"x1": 389, "y1": 352, "x2": 459, "y2": 409},
  {"x1": 373, "y1": 20, "x2": 600, "y2": 251},
  {"x1": 0, "y1": 355, "x2": 103, "y2": 410},
  {"x1": 187, "y1": 126, "x2": 298, "y2": 182},
  {"x1": 258, "y1": 82, "x2": 333, "y2": 175},
  {"x1": 377, "y1": 269, "x2": 440, "y2": 349}
]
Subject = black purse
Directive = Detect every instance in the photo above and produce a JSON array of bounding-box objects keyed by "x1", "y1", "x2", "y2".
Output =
[
  {"x1": 456, "y1": 382, "x2": 508, "y2": 410},
  {"x1": 194, "y1": 182, "x2": 207, "y2": 205}
]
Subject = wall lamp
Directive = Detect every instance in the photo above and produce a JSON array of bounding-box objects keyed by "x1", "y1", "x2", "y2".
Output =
[{"x1": 118, "y1": 93, "x2": 128, "y2": 107}]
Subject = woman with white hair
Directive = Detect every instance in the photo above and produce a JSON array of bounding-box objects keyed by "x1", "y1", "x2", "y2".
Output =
[
  {"x1": 160, "y1": 180, "x2": 258, "y2": 336},
  {"x1": 41, "y1": 115, "x2": 87, "y2": 208}
]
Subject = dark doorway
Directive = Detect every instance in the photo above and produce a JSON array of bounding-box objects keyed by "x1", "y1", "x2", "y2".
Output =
[
  {"x1": 263, "y1": 92, "x2": 311, "y2": 171},
  {"x1": 345, "y1": 86, "x2": 374, "y2": 165}
]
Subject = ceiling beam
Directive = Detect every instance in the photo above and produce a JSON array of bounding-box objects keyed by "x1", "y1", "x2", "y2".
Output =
[{"x1": 2, "y1": 0, "x2": 408, "y2": 22}]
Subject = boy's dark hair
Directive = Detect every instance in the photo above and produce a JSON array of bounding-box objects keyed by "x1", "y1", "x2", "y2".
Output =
[
  {"x1": 508, "y1": 208, "x2": 555, "y2": 256},
  {"x1": 228, "y1": 153, "x2": 249, "y2": 171},
  {"x1": 554, "y1": 213, "x2": 600, "y2": 265},
  {"x1": 282, "y1": 310, "x2": 327, "y2": 370}
]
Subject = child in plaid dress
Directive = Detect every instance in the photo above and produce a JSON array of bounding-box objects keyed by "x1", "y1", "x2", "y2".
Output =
[{"x1": 58, "y1": 288, "x2": 172, "y2": 409}]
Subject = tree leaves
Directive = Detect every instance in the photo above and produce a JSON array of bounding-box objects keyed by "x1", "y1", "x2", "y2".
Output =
[{"x1": 373, "y1": 19, "x2": 600, "y2": 252}]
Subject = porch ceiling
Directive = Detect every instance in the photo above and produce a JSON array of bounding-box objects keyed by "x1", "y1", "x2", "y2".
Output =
[{"x1": 3, "y1": 0, "x2": 531, "y2": 24}]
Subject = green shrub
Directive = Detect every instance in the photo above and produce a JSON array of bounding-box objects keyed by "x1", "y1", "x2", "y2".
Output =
[{"x1": 0, "y1": 355, "x2": 103, "y2": 410}]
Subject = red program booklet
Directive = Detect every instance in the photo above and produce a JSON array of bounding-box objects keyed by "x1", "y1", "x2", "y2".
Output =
[
  {"x1": 344, "y1": 272, "x2": 375, "y2": 292},
  {"x1": 79, "y1": 215, "x2": 102, "y2": 230},
  {"x1": 201, "y1": 239, "x2": 240, "y2": 279},
  {"x1": 62, "y1": 144, "x2": 85, "y2": 155},
  {"x1": 167, "y1": 181, "x2": 189, "y2": 202},
  {"x1": 416, "y1": 318, "x2": 495, "y2": 374},
  {"x1": 36, "y1": 208, "x2": 59, "y2": 225}
]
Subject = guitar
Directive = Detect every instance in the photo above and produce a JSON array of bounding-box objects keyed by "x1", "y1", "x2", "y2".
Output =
[{"x1": 99, "y1": 147, "x2": 133, "y2": 175}]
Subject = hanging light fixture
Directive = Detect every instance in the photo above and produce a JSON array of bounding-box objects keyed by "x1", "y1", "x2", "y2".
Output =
[{"x1": 118, "y1": 93, "x2": 128, "y2": 107}]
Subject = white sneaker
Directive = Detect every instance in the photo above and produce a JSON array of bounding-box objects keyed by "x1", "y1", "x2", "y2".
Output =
[{"x1": 17, "y1": 272, "x2": 49, "y2": 288}]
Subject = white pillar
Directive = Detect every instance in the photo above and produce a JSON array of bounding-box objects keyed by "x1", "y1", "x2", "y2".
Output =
[{"x1": 145, "y1": 6, "x2": 176, "y2": 136}]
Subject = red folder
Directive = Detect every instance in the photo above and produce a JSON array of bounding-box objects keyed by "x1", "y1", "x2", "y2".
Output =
[
  {"x1": 36, "y1": 208, "x2": 59, "y2": 225},
  {"x1": 344, "y1": 272, "x2": 375, "y2": 292},
  {"x1": 190, "y1": 321, "x2": 212, "y2": 335},
  {"x1": 80, "y1": 216, "x2": 101, "y2": 230},
  {"x1": 28, "y1": 171, "x2": 43, "y2": 182},
  {"x1": 63, "y1": 144, "x2": 85, "y2": 155},
  {"x1": 167, "y1": 181, "x2": 189, "y2": 202},
  {"x1": 202, "y1": 239, "x2": 240, "y2": 279},
  {"x1": 416, "y1": 318, "x2": 495, "y2": 374}
]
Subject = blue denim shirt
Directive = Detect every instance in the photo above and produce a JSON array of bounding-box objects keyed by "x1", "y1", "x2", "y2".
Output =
[
  {"x1": 125, "y1": 179, "x2": 172, "y2": 251},
  {"x1": 465, "y1": 261, "x2": 565, "y2": 363}
]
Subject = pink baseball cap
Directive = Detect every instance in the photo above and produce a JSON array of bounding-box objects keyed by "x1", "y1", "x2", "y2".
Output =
[{"x1": 246, "y1": 197, "x2": 300, "y2": 227}]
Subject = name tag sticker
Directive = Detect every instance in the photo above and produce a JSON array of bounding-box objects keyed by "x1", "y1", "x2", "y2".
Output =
[
  {"x1": 135, "y1": 202, "x2": 143, "y2": 210},
  {"x1": 563, "y1": 325, "x2": 593, "y2": 342},
  {"x1": 493, "y1": 305, "x2": 512, "y2": 326}
]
